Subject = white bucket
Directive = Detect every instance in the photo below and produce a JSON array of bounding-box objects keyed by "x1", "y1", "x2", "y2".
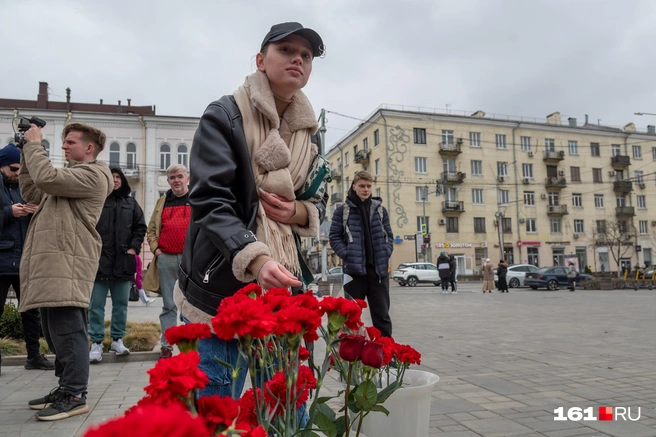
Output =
[{"x1": 358, "y1": 369, "x2": 439, "y2": 437}]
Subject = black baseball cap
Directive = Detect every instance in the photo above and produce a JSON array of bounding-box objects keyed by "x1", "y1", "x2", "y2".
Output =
[{"x1": 261, "y1": 22, "x2": 324, "y2": 58}]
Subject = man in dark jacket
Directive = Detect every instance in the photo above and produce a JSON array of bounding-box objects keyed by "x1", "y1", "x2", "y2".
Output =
[
  {"x1": 436, "y1": 252, "x2": 452, "y2": 294},
  {"x1": 448, "y1": 254, "x2": 458, "y2": 294},
  {"x1": 0, "y1": 143, "x2": 54, "y2": 371},
  {"x1": 88, "y1": 168, "x2": 146, "y2": 363},
  {"x1": 329, "y1": 171, "x2": 394, "y2": 337}
]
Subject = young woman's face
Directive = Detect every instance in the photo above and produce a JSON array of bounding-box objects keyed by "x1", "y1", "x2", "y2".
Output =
[{"x1": 256, "y1": 34, "x2": 313, "y2": 97}]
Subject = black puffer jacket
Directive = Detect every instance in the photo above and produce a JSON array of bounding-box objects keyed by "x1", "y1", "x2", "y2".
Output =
[
  {"x1": 178, "y1": 95, "x2": 327, "y2": 317},
  {"x1": 0, "y1": 176, "x2": 32, "y2": 275},
  {"x1": 95, "y1": 168, "x2": 147, "y2": 281}
]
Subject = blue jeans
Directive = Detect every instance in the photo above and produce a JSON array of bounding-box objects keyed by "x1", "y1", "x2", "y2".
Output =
[
  {"x1": 88, "y1": 280, "x2": 131, "y2": 343},
  {"x1": 158, "y1": 253, "x2": 181, "y2": 348}
]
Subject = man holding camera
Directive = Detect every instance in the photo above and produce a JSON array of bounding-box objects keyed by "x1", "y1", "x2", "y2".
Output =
[{"x1": 19, "y1": 122, "x2": 112, "y2": 421}]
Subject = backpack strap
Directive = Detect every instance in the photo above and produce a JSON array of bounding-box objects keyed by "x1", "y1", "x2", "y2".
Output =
[{"x1": 342, "y1": 205, "x2": 353, "y2": 243}]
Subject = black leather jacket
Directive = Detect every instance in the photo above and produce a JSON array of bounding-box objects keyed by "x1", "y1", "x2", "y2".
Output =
[{"x1": 178, "y1": 95, "x2": 326, "y2": 316}]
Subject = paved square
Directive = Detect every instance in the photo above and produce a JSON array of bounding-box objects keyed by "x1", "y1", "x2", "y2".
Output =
[{"x1": 1, "y1": 284, "x2": 655, "y2": 436}]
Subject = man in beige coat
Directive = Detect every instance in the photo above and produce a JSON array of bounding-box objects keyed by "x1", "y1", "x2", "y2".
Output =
[{"x1": 19, "y1": 122, "x2": 112, "y2": 421}]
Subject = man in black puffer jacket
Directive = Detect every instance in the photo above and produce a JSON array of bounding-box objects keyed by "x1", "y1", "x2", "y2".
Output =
[
  {"x1": 330, "y1": 171, "x2": 394, "y2": 337},
  {"x1": 436, "y1": 252, "x2": 452, "y2": 294},
  {"x1": 88, "y1": 168, "x2": 146, "y2": 363}
]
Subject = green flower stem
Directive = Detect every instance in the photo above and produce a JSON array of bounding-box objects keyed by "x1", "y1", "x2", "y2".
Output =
[{"x1": 344, "y1": 361, "x2": 353, "y2": 437}]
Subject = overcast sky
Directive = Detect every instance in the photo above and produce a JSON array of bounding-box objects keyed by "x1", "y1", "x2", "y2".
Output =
[{"x1": 2, "y1": 0, "x2": 655, "y2": 149}]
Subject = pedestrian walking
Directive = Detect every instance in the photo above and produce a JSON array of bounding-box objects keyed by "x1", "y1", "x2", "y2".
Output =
[
  {"x1": 175, "y1": 22, "x2": 328, "y2": 399},
  {"x1": 134, "y1": 254, "x2": 154, "y2": 306},
  {"x1": 497, "y1": 260, "x2": 509, "y2": 292},
  {"x1": 449, "y1": 254, "x2": 458, "y2": 294},
  {"x1": 568, "y1": 262, "x2": 577, "y2": 291},
  {"x1": 482, "y1": 258, "x2": 494, "y2": 293},
  {"x1": 436, "y1": 252, "x2": 451, "y2": 294}
]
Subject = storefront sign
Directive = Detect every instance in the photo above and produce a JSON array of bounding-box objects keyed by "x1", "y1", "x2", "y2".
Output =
[
  {"x1": 517, "y1": 241, "x2": 541, "y2": 247},
  {"x1": 404, "y1": 235, "x2": 416, "y2": 241},
  {"x1": 546, "y1": 241, "x2": 570, "y2": 246},
  {"x1": 435, "y1": 242, "x2": 472, "y2": 249}
]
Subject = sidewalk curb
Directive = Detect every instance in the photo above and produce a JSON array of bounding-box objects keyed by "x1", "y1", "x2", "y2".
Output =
[{"x1": 2, "y1": 351, "x2": 160, "y2": 367}]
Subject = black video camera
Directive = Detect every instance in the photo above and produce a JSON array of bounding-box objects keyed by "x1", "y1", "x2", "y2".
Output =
[{"x1": 14, "y1": 116, "x2": 47, "y2": 148}]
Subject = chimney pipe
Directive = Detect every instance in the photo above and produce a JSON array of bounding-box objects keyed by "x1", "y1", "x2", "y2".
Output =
[
  {"x1": 127, "y1": 98, "x2": 131, "y2": 106},
  {"x1": 65, "y1": 87, "x2": 71, "y2": 103},
  {"x1": 37, "y1": 81, "x2": 48, "y2": 109},
  {"x1": 585, "y1": 114, "x2": 588, "y2": 125},
  {"x1": 100, "y1": 99, "x2": 103, "y2": 104}
]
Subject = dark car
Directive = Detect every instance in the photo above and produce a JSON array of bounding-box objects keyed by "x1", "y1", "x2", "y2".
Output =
[{"x1": 524, "y1": 267, "x2": 594, "y2": 290}]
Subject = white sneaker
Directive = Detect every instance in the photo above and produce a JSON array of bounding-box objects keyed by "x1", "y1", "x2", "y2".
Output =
[
  {"x1": 138, "y1": 289, "x2": 155, "y2": 306},
  {"x1": 110, "y1": 339, "x2": 130, "y2": 356},
  {"x1": 89, "y1": 343, "x2": 103, "y2": 363}
]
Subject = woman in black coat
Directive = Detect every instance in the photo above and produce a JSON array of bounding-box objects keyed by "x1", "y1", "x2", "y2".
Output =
[{"x1": 497, "y1": 260, "x2": 509, "y2": 293}]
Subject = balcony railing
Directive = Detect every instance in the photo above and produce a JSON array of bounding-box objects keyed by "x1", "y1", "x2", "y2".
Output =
[
  {"x1": 438, "y1": 141, "x2": 462, "y2": 156},
  {"x1": 613, "y1": 180, "x2": 633, "y2": 192},
  {"x1": 616, "y1": 206, "x2": 635, "y2": 217},
  {"x1": 545, "y1": 177, "x2": 567, "y2": 188},
  {"x1": 330, "y1": 193, "x2": 343, "y2": 204},
  {"x1": 121, "y1": 164, "x2": 140, "y2": 180},
  {"x1": 547, "y1": 205, "x2": 568, "y2": 215},
  {"x1": 332, "y1": 167, "x2": 342, "y2": 180},
  {"x1": 354, "y1": 149, "x2": 370, "y2": 164},
  {"x1": 441, "y1": 171, "x2": 466, "y2": 184},
  {"x1": 611, "y1": 155, "x2": 630, "y2": 167},
  {"x1": 442, "y1": 201, "x2": 465, "y2": 213},
  {"x1": 543, "y1": 150, "x2": 565, "y2": 161}
]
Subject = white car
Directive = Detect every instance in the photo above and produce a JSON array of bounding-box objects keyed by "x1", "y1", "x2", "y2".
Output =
[
  {"x1": 393, "y1": 262, "x2": 441, "y2": 287},
  {"x1": 494, "y1": 264, "x2": 539, "y2": 288}
]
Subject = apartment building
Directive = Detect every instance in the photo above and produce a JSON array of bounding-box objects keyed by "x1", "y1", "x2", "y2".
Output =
[{"x1": 325, "y1": 106, "x2": 656, "y2": 275}]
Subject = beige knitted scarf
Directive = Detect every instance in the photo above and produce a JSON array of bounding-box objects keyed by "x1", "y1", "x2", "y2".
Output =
[{"x1": 233, "y1": 71, "x2": 319, "y2": 274}]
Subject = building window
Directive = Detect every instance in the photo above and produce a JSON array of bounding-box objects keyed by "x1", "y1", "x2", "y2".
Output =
[
  {"x1": 497, "y1": 162, "x2": 508, "y2": 177},
  {"x1": 590, "y1": 142, "x2": 600, "y2": 157},
  {"x1": 568, "y1": 140, "x2": 578, "y2": 155},
  {"x1": 495, "y1": 134, "x2": 507, "y2": 149},
  {"x1": 545, "y1": 138, "x2": 555, "y2": 152},
  {"x1": 653, "y1": 147, "x2": 656, "y2": 160},
  {"x1": 618, "y1": 221, "x2": 628, "y2": 234},
  {"x1": 570, "y1": 166, "x2": 581, "y2": 182},
  {"x1": 42, "y1": 139, "x2": 50, "y2": 157},
  {"x1": 520, "y1": 136, "x2": 531, "y2": 152},
  {"x1": 548, "y1": 192, "x2": 560, "y2": 206},
  {"x1": 469, "y1": 132, "x2": 481, "y2": 148},
  {"x1": 126, "y1": 142, "x2": 137, "y2": 169},
  {"x1": 375, "y1": 188, "x2": 381, "y2": 197},
  {"x1": 612, "y1": 144, "x2": 621, "y2": 157},
  {"x1": 633, "y1": 145, "x2": 642, "y2": 159},
  {"x1": 594, "y1": 194, "x2": 604, "y2": 208},
  {"x1": 527, "y1": 247, "x2": 539, "y2": 266},
  {"x1": 344, "y1": 152, "x2": 349, "y2": 166},
  {"x1": 474, "y1": 218, "x2": 486, "y2": 233},
  {"x1": 596, "y1": 220, "x2": 607, "y2": 234},
  {"x1": 572, "y1": 193, "x2": 582, "y2": 207},
  {"x1": 177, "y1": 144, "x2": 188, "y2": 168},
  {"x1": 373, "y1": 130, "x2": 379, "y2": 147},
  {"x1": 635, "y1": 170, "x2": 644, "y2": 184},
  {"x1": 550, "y1": 218, "x2": 561, "y2": 233},
  {"x1": 471, "y1": 160, "x2": 482, "y2": 176},
  {"x1": 498, "y1": 189, "x2": 509, "y2": 205},
  {"x1": 502, "y1": 218, "x2": 512, "y2": 234},
  {"x1": 109, "y1": 142, "x2": 121, "y2": 168},
  {"x1": 413, "y1": 128, "x2": 426, "y2": 144},
  {"x1": 160, "y1": 144, "x2": 171, "y2": 170},
  {"x1": 416, "y1": 216, "x2": 429, "y2": 233},
  {"x1": 637, "y1": 195, "x2": 646, "y2": 209},
  {"x1": 353, "y1": 145, "x2": 358, "y2": 156},
  {"x1": 522, "y1": 163, "x2": 533, "y2": 179},
  {"x1": 524, "y1": 191, "x2": 535, "y2": 206},
  {"x1": 415, "y1": 186, "x2": 428, "y2": 202},
  {"x1": 592, "y1": 168, "x2": 602, "y2": 183},
  {"x1": 616, "y1": 195, "x2": 626, "y2": 207},
  {"x1": 526, "y1": 218, "x2": 537, "y2": 233},
  {"x1": 472, "y1": 189, "x2": 484, "y2": 204},
  {"x1": 639, "y1": 220, "x2": 649, "y2": 235},
  {"x1": 414, "y1": 157, "x2": 427, "y2": 173},
  {"x1": 363, "y1": 137, "x2": 369, "y2": 150},
  {"x1": 574, "y1": 219, "x2": 584, "y2": 234},
  {"x1": 446, "y1": 217, "x2": 459, "y2": 233},
  {"x1": 374, "y1": 158, "x2": 380, "y2": 176},
  {"x1": 441, "y1": 130, "x2": 454, "y2": 145}
]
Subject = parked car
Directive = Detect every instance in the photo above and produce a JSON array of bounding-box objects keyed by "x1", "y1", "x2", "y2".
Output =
[
  {"x1": 493, "y1": 264, "x2": 539, "y2": 288},
  {"x1": 524, "y1": 267, "x2": 594, "y2": 290},
  {"x1": 393, "y1": 262, "x2": 441, "y2": 287},
  {"x1": 313, "y1": 266, "x2": 344, "y2": 284},
  {"x1": 642, "y1": 265, "x2": 655, "y2": 279}
]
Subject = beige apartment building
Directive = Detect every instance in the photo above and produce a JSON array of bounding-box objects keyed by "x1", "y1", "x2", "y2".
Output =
[{"x1": 324, "y1": 106, "x2": 656, "y2": 275}]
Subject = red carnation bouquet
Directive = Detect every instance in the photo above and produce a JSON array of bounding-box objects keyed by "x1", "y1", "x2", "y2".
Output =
[{"x1": 82, "y1": 284, "x2": 421, "y2": 437}]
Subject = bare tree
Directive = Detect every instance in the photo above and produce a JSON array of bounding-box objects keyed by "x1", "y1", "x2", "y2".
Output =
[{"x1": 592, "y1": 219, "x2": 636, "y2": 278}]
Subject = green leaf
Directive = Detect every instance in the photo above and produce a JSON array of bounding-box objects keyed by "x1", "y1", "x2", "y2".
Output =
[
  {"x1": 369, "y1": 404, "x2": 390, "y2": 415},
  {"x1": 335, "y1": 416, "x2": 346, "y2": 437},
  {"x1": 316, "y1": 403, "x2": 336, "y2": 422},
  {"x1": 212, "y1": 356, "x2": 234, "y2": 370},
  {"x1": 313, "y1": 411, "x2": 337, "y2": 437},
  {"x1": 315, "y1": 396, "x2": 333, "y2": 404},
  {"x1": 376, "y1": 383, "x2": 398, "y2": 404}
]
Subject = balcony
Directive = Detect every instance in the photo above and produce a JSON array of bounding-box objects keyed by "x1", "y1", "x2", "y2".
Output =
[
  {"x1": 441, "y1": 171, "x2": 466, "y2": 185},
  {"x1": 121, "y1": 164, "x2": 140, "y2": 180},
  {"x1": 613, "y1": 180, "x2": 633, "y2": 193},
  {"x1": 332, "y1": 167, "x2": 342, "y2": 181},
  {"x1": 438, "y1": 141, "x2": 463, "y2": 156},
  {"x1": 354, "y1": 149, "x2": 370, "y2": 164},
  {"x1": 545, "y1": 177, "x2": 567, "y2": 189},
  {"x1": 330, "y1": 193, "x2": 343, "y2": 204},
  {"x1": 543, "y1": 150, "x2": 565, "y2": 162},
  {"x1": 616, "y1": 206, "x2": 636, "y2": 217},
  {"x1": 547, "y1": 205, "x2": 568, "y2": 216},
  {"x1": 611, "y1": 155, "x2": 630, "y2": 167},
  {"x1": 442, "y1": 201, "x2": 465, "y2": 213}
]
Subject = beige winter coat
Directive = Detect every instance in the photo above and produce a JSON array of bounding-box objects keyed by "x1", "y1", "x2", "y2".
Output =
[
  {"x1": 18, "y1": 141, "x2": 112, "y2": 312},
  {"x1": 142, "y1": 194, "x2": 166, "y2": 294}
]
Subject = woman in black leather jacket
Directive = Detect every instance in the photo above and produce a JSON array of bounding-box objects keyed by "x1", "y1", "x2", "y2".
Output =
[{"x1": 176, "y1": 22, "x2": 326, "y2": 398}]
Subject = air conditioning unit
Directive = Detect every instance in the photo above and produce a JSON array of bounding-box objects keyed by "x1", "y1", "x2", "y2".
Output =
[
  {"x1": 541, "y1": 193, "x2": 547, "y2": 199},
  {"x1": 438, "y1": 218, "x2": 446, "y2": 225},
  {"x1": 498, "y1": 176, "x2": 505, "y2": 182},
  {"x1": 558, "y1": 151, "x2": 565, "y2": 158},
  {"x1": 573, "y1": 233, "x2": 580, "y2": 239},
  {"x1": 651, "y1": 220, "x2": 656, "y2": 226},
  {"x1": 558, "y1": 170, "x2": 565, "y2": 176},
  {"x1": 519, "y1": 218, "x2": 526, "y2": 223},
  {"x1": 528, "y1": 151, "x2": 534, "y2": 157},
  {"x1": 639, "y1": 183, "x2": 646, "y2": 189},
  {"x1": 609, "y1": 171, "x2": 616, "y2": 177},
  {"x1": 522, "y1": 177, "x2": 530, "y2": 184}
]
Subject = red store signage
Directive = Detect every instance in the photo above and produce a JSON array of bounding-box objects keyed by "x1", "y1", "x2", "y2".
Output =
[{"x1": 517, "y1": 241, "x2": 541, "y2": 247}]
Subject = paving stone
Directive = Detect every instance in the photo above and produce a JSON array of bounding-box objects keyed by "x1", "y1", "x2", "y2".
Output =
[{"x1": 460, "y1": 417, "x2": 535, "y2": 436}]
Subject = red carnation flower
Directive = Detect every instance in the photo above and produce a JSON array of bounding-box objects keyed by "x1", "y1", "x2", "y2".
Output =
[
  {"x1": 212, "y1": 295, "x2": 276, "y2": 340},
  {"x1": 319, "y1": 297, "x2": 363, "y2": 331},
  {"x1": 237, "y1": 388, "x2": 260, "y2": 427},
  {"x1": 273, "y1": 305, "x2": 322, "y2": 342},
  {"x1": 366, "y1": 326, "x2": 381, "y2": 341},
  {"x1": 144, "y1": 351, "x2": 208, "y2": 403},
  {"x1": 338, "y1": 335, "x2": 365, "y2": 362},
  {"x1": 354, "y1": 299, "x2": 368, "y2": 309},
  {"x1": 164, "y1": 323, "x2": 211, "y2": 352},
  {"x1": 241, "y1": 426, "x2": 267, "y2": 437},
  {"x1": 361, "y1": 341, "x2": 384, "y2": 368},
  {"x1": 83, "y1": 403, "x2": 211, "y2": 437},
  {"x1": 236, "y1": 283, "x2": 263, "y2": 298},
  {"x1": 394, "y1": 343, "x2": 422, "y2": 365},
  {"x1": 260, "y1": 288, "x2": 292, "y2": 312},
  {"x1": 264, "y1": 366, "x2": 316, "y2": 417},
  {"x1": 375, "y1": 336, "x2": 396, "y2": 366},
  {"x1": 197, "y1": 395, "x2": 239, "y2": 432},
  {"x1": 299, "y1": 346, "x2": 310, "y2": 361}
]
